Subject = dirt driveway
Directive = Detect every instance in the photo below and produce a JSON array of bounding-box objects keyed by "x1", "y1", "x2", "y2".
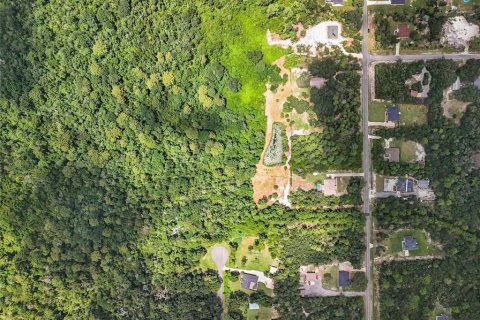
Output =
[{"x1": 212, "y1": 245, "x2": 229, "y2": 274}]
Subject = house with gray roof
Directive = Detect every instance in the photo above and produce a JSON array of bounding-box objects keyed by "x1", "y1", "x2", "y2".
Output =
[
  {"x1": 402, "y1": 236, "x2": 419, "y2": 251},
  {"x1": 241, "y1": 273, "x2": 259, "y2": 291}
]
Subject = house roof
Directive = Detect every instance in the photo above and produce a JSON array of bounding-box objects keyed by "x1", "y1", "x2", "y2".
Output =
[
  {"x1": 410, "y1": 90, "x2": 419, "y2": 97},
  {"x1": 338, "y1": 271, "x2": 350, "y2": 287},
  {"x1": 396, "y1": 178, "x2": 414, "y2": 193},
  {"x1": 241, "y1": 273, "x2": 259, "y2": 291},
  {"x1": 386, "y1": 148, "x2": 400, "y2": 163},
  {"x1": 391, "y1": 0, "x2": 405, "y2": 4},
  {"x1": 436, "y1": 315, "x2": 449, "y2": 320},
  {"x1": 305, "y1": 273, "x2": 318, "y2": 283},
  {"x1": 387, "y1": 106, "x2": 400, "y2": 122},
  {"x1": 396, "y1": 24, "x2": 411, "y2": 38},
  {"x1": 322, "y1": 179, "x2": 337, "y2": 196},
  {"x1": 418, "y1": 179, "x2": 430, "y2": 189},
  {"x1": 331, "y1": 0, "x2": 344, "y2": 4},
  {"x1": 402, "y1": 236, "x2": 419, "y2": 251},
  {"x1": 327, "y1": 26, "x2": 339, "y2": 39}
]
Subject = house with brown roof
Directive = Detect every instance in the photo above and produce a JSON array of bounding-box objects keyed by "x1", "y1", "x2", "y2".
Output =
[
  {"x1": 385, "y1": 148, "x2": 400, "y2": 163},
  {"x1": 395, "y1": 24, "x2": 411, "y2": 38},
  {"x1": 322, "y1": 179, "x2": 337, "y2": 196}
]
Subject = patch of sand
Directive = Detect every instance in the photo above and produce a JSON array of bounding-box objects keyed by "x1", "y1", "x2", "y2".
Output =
[
  {"x1": 415, "y1": 143, "x2": 426, "y2": 163},
  {"x1": 291, "y1": 174, "x2": 315, "y2": 192},
  {"x1": 441, "y1": 16, "x2": 479, "y2": 48},
  {"x1": 442, "y1": 86, "x2": 469, "y2": 124},
  {"x1": 295, "y1": 21, "x2": 345, "y2": 56}
]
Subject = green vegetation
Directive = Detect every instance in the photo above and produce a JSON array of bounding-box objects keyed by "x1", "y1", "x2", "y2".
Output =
[
  {"x1": 232, "y1": 237, "x2": 273, "y2": 272},
  {"x1": 369, "y1": 102, "x2": 387, "y2": 122},
  {"x1": 349, "y1": 272, "x2": 367, "y2": 292},
  {"x1": 264, "y1": 123, "x2": 287, "y2": 166},
  {"x1": 247, "y1": 306, "x2": 273, "y2": 320},
  {"x1": 399, "y1": 104, "x2": 428, "y2": 125},
  {"x1": 398, "y1": 140, "x2": 418, "y2": 162},
  {"x1": 387, "y1": 229, "x2": 438, "y2": 257},
  {"x1": 371, "y1": 139, "x2": 425, "y2": 176},
  {"x1": 375, "y1": 60, "x2": 425, "y2": 102},
  {"x1": 322, "y1": 266, "x2": 340, "y2": 290}
]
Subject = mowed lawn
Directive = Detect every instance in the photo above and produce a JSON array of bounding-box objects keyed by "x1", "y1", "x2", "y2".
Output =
[
  {"x1": 390, "y1": 139, "x2": 417, "y2": 162},
  {"x1": 399, "y1": 104, "x2": 427, "y2": 125},
  {"x1": 247, "y1": 307, "x2": 273, "y2": 320},
  {"x1": 232, "y1": 237, "x2": 273, "y2": 272},
  {"x1": 388, "y1": 229, "x2": 438, "y2": 257},
  {"x1": 369, "y1": 102, "x2": 386, "y2": 122},
  {"x1": 453, "y1": 0, "x2": 475, "y2": 11}
]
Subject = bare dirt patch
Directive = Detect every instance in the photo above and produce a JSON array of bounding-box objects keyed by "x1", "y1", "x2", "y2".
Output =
[
  {"x1": 291, "y1": 174, "x2": 315, "y2": 192},
  {"x1": 442, "y1": 88, "x2": 469, "y2": 124}
]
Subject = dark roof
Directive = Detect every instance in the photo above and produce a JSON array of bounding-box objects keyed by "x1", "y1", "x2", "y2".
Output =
[
  {"x1": 391, "y1": 0, "x2": 405, "y2": 4},
  {"x1": 241, "y1": 273, "x2": 259, "y2": 291},
  {"x1": 332, "y1": 0, "x2": 344, "y2": 4},
  {"x1": 396, "y1": 24, "x2": 411, "y2": 38},
  {"x1": 386, "y1": 148, "x2": 400, "y2": 163},
  {"x1": 327, "y1": 26, "x2": 339, "y2": 39},
  {"x1": 436, "y1": 315, "x2": 449, "y2": 320},
  {"x1": 338, "y1": 271, "x2": 350, "y2": 287},
  {"x1": 396, "y1": 178, "x2": 413, "y2": 193},
  {"x1": 402, "y1": 236, "x2": 419, "y2": 251},
  {"x1": 387, "y1": 106, "x2": 400, "y2": 122}
]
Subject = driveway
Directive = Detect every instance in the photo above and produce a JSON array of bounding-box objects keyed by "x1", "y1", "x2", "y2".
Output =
[{"x1": 211, "y1": 245, "x2": 229, "y2": 302}]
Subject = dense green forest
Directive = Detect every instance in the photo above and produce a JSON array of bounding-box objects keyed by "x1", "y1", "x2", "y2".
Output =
[
  {"x1": 0, "y1": 0, "x2": 367, "y2": 318},
  {"x1": 373, "y1": 59, "x2": 480, "y2": 319}
]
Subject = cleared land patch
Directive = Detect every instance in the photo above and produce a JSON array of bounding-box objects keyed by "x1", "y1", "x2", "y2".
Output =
[{"x1": 399, "y1": 104, "x2": 427, "y2": 125}]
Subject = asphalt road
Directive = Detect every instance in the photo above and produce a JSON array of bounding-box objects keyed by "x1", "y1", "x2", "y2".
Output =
[
  {"x1": 361, "y1": 1, "x2": 373, "y2": 320},
  {"x1": 371, "y1": 53, "x2": 480, "y2": 61}
]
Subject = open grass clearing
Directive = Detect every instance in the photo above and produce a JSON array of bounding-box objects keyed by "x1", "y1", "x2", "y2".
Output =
[
  {"x1": 399, "y1": 140, "x2": 417, "y2": 162},
  {"x1": 399, "y1": 104, "x2": 427, "y2": 125},
  {"x1": 369, "y1": 101, "x2": 386, "y2": 122},
  {"x1": 336, "y1": 177, "x2": 349, "y2": 194},
  {"x1": 453, "y1": 0, "x2": 475, "y2": 12},
  {"x1": 232, "y1": 236, "x2": 273, "y2": 272},
  {"x1": 247, "y1": 307, "x2": 273, "y2": 320},
  {"x1": 387, "y1": 229, "x2": 439, "y2": 257},
  {"x1": 199, "y1": 242, "x2": 232, "y2": 271},
  {"x1": 322, "y1": 265, "x2": 339, "y2": 290}
]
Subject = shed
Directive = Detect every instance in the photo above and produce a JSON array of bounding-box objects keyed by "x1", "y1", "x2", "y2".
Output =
[
  {"x1": 310, "y1": 77, "x2": 326, "y2": 89},
  {"x1": 327, "y1": 26, "x2": 339, "y2": 39},
  {"x1": 338, "y1": 271, "x2": 350, "y2": 287},
  {"x1": 387, "y1": 106, "x2": 400, "y2": 122},
  {"x1": 241, "y1": 273, "x2": 259, "y2": 291},
  {"x1": 385, "y1": 148, "x2": 400, "y2": 163},
  {"x1": 322, "y1": 179, "x2": 337, "y2": 196},
  {"x1": 402, "y1": 236, "x2": 419, "y2": 251},
  {"x1": 395, "y1": 24, "x2": 411, "y2": 38},
  {"x1": 391, "y1": 0, "x2": 405, "y2": 4}
]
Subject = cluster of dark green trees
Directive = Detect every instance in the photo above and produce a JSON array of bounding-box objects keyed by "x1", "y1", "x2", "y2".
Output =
[
  {"x1": 291, "y1": 55, "x2": 362, "y2": 175},
  {"x1": 374, "y1": 60, "x2": 424, "y2": 102},
  {"x1": 373, "y1": 58, "x2": 480, "y2": 319}
]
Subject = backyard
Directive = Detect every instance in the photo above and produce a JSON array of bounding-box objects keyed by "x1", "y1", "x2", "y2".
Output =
[
  {"x1": 233, "y1": 237, "x2": 273, "y2": 272},
  {"x1": 399, "y1": 104, "x2": 427, "y2": 125},
  {"x1": 247, "y1": 307, "x2": 273, "y2": 320},
  {"x1": 387, "y1": 229, "x2": 439, "y2": 257},
  {"x1": 369, "y1": 102, "x2": 386, "y2": 122},
  {"x1": 322, "y1": 265, "x2": 340, "y2": 290},
  {"x1": 390, "y1": 140, "x2": 418, "y2": 162}
]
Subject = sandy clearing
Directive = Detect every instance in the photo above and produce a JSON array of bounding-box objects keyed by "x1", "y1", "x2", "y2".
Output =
[
  {"x1": 441, "y1": 16, "x2": 479, "y2": 49},
  {"x1": 415, "y1": 143, "x2": 426, "y2": 163},
  {"x1": 291, "y1": 174, "x2": 315, "y2": 192},
  {"x1": 442, "y1": 85, "x2": 469, "y2": 124}
]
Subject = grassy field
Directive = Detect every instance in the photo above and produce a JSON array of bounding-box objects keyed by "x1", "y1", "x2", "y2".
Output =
[
  {"x1": 232, "y1": 237, "x2": 273, "y2": 272},
  {"x1": 453, "y1": 0, "x2": 475, "y2": 11},
  {"x1": 322, "y1": 265, "x2": 339, "y2": 290},
  {"x1": 369, "y1": 102, "x2": 386, "y2": 122},
  {"x1": 388, "y1": 229, "x2": 438, "y2": 257},
  {"x1": 399, "y1": 104, "x2": 427, "y2": 125},
  {"x1": 399, "y1": 140, "x2": 417, "y2": 162},
  {"x1": 247, "y1": 307, "x2": 273, "y2": 320}
]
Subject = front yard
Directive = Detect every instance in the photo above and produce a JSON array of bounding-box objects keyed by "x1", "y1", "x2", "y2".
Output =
[
  {"x1": 387, "y1": 229, "x2": 439, "y2": 257},
  {"x1": 369, "y1": 102, "x2": 386, "y2": 122}
]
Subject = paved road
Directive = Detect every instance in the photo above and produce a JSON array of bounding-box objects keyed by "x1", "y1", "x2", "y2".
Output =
[
  {"x1": 371, "y1": 53, "x2": 480, "y2": 62},
  {"x1": 361, "y1": 0, "x2": 372, "y2": 319}
]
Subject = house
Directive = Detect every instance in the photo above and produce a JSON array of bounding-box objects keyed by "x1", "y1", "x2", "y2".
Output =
[
  {"x1": 326, "y1": 0, "x2": 344, "y2": 5},
  {"x1": 384, "y1": 178, "x2": 414, "y2": 193},
  {"x1": 436, "y1": 315, "x2": 449, "y2": 320},
  {"x1": 385, "y1": 148, "x2": 400, "y2": 163},
  {"x1": 269, "y1": 265, "x2": 278, "y2": 274},
  {"x1": 338, "y1": 271, "x2": 350, "y2": 287},
  {"x1": 305, "y1": 272, "x2": 318, "y2": 285},
  {"x1": 241, "y1": 273, "x2": 259, "y2": 291},
  {"x1": 395, "y1": 24, "x2": 411, "y2": 38},
  {"x1": 417, "y1": 179, "x2": 430, "y2": 189},
  {"x1": 249, "y1": 303, "x2": 260, "y2": 310},
  {"x1": 327, "y1": 26, "x2": 339, "y2": 39},
  {"x1": 410, "y1": 90, "x2": 419, "y2": 98},
  {"x1": 390, "y1": 0, "x2": 405, "y2": 4},
  {"x1": 387, "y1": 105, "x2": 400, "y2": 122},
  {"x1": 402, "y1": 236, "x2": 419, "y2": 251},
  {"x1": 322, "y1": 179, "x2": 337, "y2": 196}
]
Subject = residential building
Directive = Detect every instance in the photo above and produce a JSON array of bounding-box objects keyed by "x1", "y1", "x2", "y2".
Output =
[
  {"x1": 305, "y1": 272, "x2": 318, "y2": 285},
  {"x1": 385, "y1": 148, "x2": 400, "y2": 163},
  {"x1": 326, "y1": 0, "x2": 344, "y2": 5},
  {"x1": 436, "y1": 315, "x2": 449, "y2": 320},
  {"x1": 338, "y1": 271, "x2": 350, "y2": 287},
  {"x1": 402, "y1": 236, "x2": 419, "y2": 251},
  {"x1": 241, "y1": 273, "x2": 259, "y2": 291},
  {"x1": 387, "y1": 105, "x2": 400, "y2": 122},
  {"x1": 395, "y1": 24, "x2": 411, "y2": 38},
  {"x1": 390, "y1": 0, "x2": 405, "y2": 4},
  {"x1": 322, "y1": 179, "x2": 337, "y2": 196}
]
